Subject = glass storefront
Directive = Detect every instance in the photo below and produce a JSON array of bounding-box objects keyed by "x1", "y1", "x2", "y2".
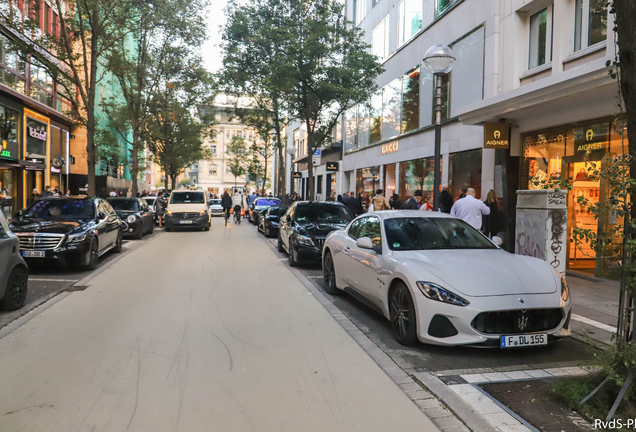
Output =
[
  {"x1": 398, "y1": 157, "x2": 434, "y2": 200},
  {"x1": 449, "y1": 149, "x2": 482, "y2": 200},
  {"x1": 0, "y1": 167, "x2": 16, "y2": 218},
  {"x1": 356, "y1": 166, "x2": 381, "y2": 203},
  {"x1": 522, "y1": 119, "x2": 624, "y2": 277},
  {"x1": 383, "y1": 163, "x2": 397, "y2": 197}
]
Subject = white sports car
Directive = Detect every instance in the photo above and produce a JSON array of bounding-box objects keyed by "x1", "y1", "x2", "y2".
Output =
[{"x1": 322, "y1": 210, "x2": 571, "y2": 348}]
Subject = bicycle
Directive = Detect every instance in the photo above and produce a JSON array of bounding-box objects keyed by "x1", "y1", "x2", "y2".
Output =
[{"x1": 233, "y1": 206, "x2": 242, "y2": 224}]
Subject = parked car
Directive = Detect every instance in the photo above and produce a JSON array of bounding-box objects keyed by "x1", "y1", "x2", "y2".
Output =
[
  {"x1": 141, "y1": 197, "x2": 157, "y2": 223},
  {"x1": 10, "y1": 197, "x2": 123, "y2": 269},
  {"x1": 322, "y1": 210, "x2": 571, "y2": 347},
  {"x1": 208, "y1": 199, "x2": 224, "y2": 217},
  {"x1": 249, "y1": 198, "x2": 281, "y2": 224},
  {"x1": 0, "y1": 208, "x2": 28, "y2": 310},
  {"x1": 278, "y1": 201, "x2": 352, "y2": 266},
  {"x1": 164, "y1": 190, "x2": 210, "y2": 232},
  {"x1": 107, "y1": 197, "x2": 154, "y2": 239},
  {"x1": 258, "y1": 205, "x2": 289, "y2": 237}
]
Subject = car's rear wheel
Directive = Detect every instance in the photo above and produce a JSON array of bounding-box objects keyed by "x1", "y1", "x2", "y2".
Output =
[
  {"x1": 86, "y1": 239, "x2": 99, "y2": 270},
  {"x1": 389, "y1": 282, "x2": 418, "y2": 346},
  {"x1": 277, "y1": 232, "x2": 285, "y2": 252},
  {"x1": 3, "y1": 267, "x2": 27, "y2": 310},
  {"x1": 322, "y1": 251, "x2": 338, "y2": 295}
]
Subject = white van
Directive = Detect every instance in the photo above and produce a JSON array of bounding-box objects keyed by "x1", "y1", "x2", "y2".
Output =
[{"x1": 164, "y1": 190, "x2": 211, "y2": 232}]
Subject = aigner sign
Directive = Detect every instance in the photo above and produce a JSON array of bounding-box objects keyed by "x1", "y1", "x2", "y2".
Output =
[{"x1": 484, "y1": 123, "x2": 510, "y2": 149}]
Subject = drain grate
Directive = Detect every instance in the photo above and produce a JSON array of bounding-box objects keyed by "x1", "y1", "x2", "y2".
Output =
[{"x1": 67, "y1": 285, "x2": 88, "y2": 292}]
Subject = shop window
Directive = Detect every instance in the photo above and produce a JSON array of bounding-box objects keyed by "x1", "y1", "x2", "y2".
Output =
[
  {"x1": 0, "y1": 168, "x2": 15, "y2": 220},
  {"x1": 399, "y1": 158, "x2": 435, "y2": 201},
  {"x1": 449, "y1": 149, "x2": 482, "y2": 200},
  {"x1": 450, "y1": 27, "x2": 484, "y2": 117},
  {"x1": 436, "y1": 0, "x2": 458, "y2": 16},
  {"x1": 0, "y1": 104, "x2": 19, "y2": 143},
  {"x1": 401, "y1": 68, "x2": 420, "y2": 133},
  {"x1": 574, "y1": 0, "x2": 607, "y2": 51},
  {"x1": 528, "y1": 6, "x2": 553, "y2": 70},
  {"x1": 398, "y1": 0, "x2": 422, "y2": 47},
  {"x1": 25, "y1": 118, "x2": 47, "y2": 158},
  {"x1": 317, "y1": 175, "x2": 323, "y2": 194},
  {"x1": 372, "y1": 16, "x2": 389, "y2": 62},
  {"x1": 432, "y1": 74, "x2": 450, "y2": 123},
  {"x1": 369, "y1": 93, "x2": 381, "y2": 144},
  {"x1": 522, "y1": 131, "x2": 565, "y2": 190},
  {"x1": 357, "y1": 103, "x2": 370, "y2": 149},
  {"x1": 382, "y1": 79, "x2": 401, "y2": 140},
  {"x1": 356, "y1": 167, "x2": 381, "y2": 204}
]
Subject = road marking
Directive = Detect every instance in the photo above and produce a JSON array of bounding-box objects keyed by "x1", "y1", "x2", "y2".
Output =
[
  {"x1": 571, "y1": 313, "x2": 616, "y2": 333},
  {"x1": 29, "y1": 278, "x2": 79, "y2": 282}
]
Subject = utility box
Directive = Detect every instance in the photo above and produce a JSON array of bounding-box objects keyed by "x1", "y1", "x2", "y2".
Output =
[{"x1": 515, "y1": 190, "x2": 568, "y2": 274}]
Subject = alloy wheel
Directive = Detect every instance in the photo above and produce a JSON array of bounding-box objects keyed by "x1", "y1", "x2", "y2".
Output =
[
  {"x1": 6, "y1": 268, "x2": 27, "y2": 309},
  {"x1": 323, "y1": 252, "x2": 338, "y2": 295},
  {"x1": 390, "y1": 284, "x2": 417, "y2": 345}
]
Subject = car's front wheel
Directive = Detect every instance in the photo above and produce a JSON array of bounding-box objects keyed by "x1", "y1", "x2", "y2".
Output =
[
  {"x1": 322, "y1": 251, "x2": 338, "y2": 295},
  {"x1": 3, "y1": 266, "x2": 27, "y2": 310},
  {"x1": 288, "y1": 242, "x2": 298, "y2": 267},
  {"x1": 389, "y1": 282, "x2": 418, "y2": 346},
  {"x1": 277, "y1": 232, "x2": 285, "y2": 252},
  {"x1": 86, "y1": 239, "x2": 99, "y2": 270}
]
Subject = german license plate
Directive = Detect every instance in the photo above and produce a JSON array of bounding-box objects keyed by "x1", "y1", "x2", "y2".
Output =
[
  {"x1": 23, "y1": 250, "x2": 45, "y2": 258},
  {"x1": 500, "y1": 333, "x2": 547, "y2": 348},
  {"x1": 179, "y1": 220, "x2": 193, "y2": 224}
]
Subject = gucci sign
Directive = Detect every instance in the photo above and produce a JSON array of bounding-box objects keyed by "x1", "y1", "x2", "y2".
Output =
[{"x1": 381, "y1": 141, "x2": 398, "y2": 154}]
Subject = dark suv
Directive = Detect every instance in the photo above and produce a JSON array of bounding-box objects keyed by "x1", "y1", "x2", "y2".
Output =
[
  {"x1": 277, "y1": 201, "x2": 352, "y2": 266},
  {"x1": 10, "y1": 197, "x2": 123, "y2": 269}
]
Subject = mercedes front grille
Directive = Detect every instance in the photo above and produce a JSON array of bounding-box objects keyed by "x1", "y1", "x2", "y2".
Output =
[{"x1": 16, "y1": 233, "x2": 65, "y2": 251}]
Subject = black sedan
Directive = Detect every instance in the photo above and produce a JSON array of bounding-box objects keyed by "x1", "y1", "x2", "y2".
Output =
[
  {"x1": 107, "y1": 198, "x2": 154, "y2": 239},
  {"x1": 258, "y1": 205, "x2": 289, "y2": 237},
  {"x1": 277, "y1": 201, "x2": 352, "y2": 266},
  {"x1": 10, "y1": 197, "x2": 123, "y2": 269},
  {"x1": 249, "y1": 198, "x2": 281, "y2": 225}
]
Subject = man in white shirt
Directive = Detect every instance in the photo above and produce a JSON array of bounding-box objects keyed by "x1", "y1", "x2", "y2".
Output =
[{"x1": 450, "y1": 188, "x2": 490, "y2": 230}]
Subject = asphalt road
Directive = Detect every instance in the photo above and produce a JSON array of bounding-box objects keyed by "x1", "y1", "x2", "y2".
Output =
[
  {"x1": 250, "y1": 221, "x2": 600, "y2": 376},
  {"x1": 0, "y1": 227, "x2": 164, "y2": 329}
]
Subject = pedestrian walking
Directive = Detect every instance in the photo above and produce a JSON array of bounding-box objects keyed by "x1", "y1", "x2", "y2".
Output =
[
  {"x1": 458, "y1": 188, "x2": 468, "y2": 200},
  {"x1": 389, "y1": 193, "x2": 403, "y2": 210},
  {"x1": 28, "y1": 188, "x2": 40, "y2": 206},
  {"x1": 369, "y1": 189, "x2": 391, "y2": 211},
  {"x1": 127, "y1": 189, "x2": 132, "y2": 197},
  {"x1": 337, "y1": 194, "x2": 343, "y2": 204},
  {"x1": 343, "y1": 192, "x2": 362, "y2": 217},
  {"x1": 404, "y1": 190, "x2": 422, "y2": 210},
  {"x1": 422, "y1": 195, "x2": 434, "y2": 211},
  {"x1": 40, "y1": 186, "x2": 52, "y2": 198},
  {"x1": 450, "y1": 188, "x2": 490, "y2": 230},
  {"x1": 482, "y1": 189, "x2": 503, "y2": 238},
  {"x1": 155, "y1": 193, "x2": 166, "y2": 228},
  {"x1": 439, "y1": 184, "x2": 454, "y2": 214}
]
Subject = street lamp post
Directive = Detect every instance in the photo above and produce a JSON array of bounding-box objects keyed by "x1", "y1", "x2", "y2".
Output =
[
  {"x1": 423, "y1": 44, "x2": 455, "y2": 211},
  {"x1": 287, "y1": 145, "x2": 297, "y2": 200}
]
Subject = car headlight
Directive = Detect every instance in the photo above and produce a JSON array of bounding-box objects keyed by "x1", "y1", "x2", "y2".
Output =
[
  {"x1": 67, "y1": 232, "x2": 87, "y2": 244},
  {"x1": 127, "y1": 215, "x2": 137, "y2": 223},
  {"x1": 297, "y1": 234, "x2": 315, "y2": 247},
  {"x1": 199, "y1": 210, "x2": 207, "y2": 215},
  {"x1": 561, "y1": 274, "x2": 570, "y2": 302},
  {"x1": 165, "y1": 210, "x2": 173, "y2": 216},
  {"x1": 416, "y1": 282, "x2": 470, "y2": 307}
]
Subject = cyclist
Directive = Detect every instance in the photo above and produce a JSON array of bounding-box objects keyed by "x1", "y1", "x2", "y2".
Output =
[
  {"x1": 221, "y1": 191, "x2": 232, "y2": 224},
  {"x1": 232, "y1": 190, "x2": 243, "y2": 224}
]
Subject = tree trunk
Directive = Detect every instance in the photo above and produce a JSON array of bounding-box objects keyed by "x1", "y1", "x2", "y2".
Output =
[
  {"x1": 131, "y1": 127, "x2": 140, "y2": 196},
  {"x1": 273, "y1": 101, "x2": 285, "y2": 197},
  {"x1": 263, "y1": 157, "x2": 268, "y2": 196},
  {"x1": 86, "y1": 116, "x2": 97, "y2": 197},
  {"x1": 306, "y1": 125, "x2": 315, "y2": 201}
]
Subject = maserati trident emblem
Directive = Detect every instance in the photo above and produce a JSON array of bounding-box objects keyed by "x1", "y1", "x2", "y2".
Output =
[
  {"x1": 518, "y1": 314, "x2": 529, "y2": 331},
  {"x1": 518, "y1": 298, "x2": 525, "y2": 304}
]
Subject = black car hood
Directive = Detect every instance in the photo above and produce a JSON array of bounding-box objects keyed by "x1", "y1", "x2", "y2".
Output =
[
  {"x1": 295, "y1": 221, "x2": 348, "y2": 237},
  {"x1": 115, "y1": 210, "x2": 138, "y2": 217},
  {"x1": 10, "y1": 219, "x2": 89, "y2": 234}
]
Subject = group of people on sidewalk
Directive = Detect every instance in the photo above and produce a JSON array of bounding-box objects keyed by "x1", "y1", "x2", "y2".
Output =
[{"x1": 336, "y1": 185, "x2": 504, "y2": 238}]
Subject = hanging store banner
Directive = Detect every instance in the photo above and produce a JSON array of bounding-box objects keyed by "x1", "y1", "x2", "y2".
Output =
[{"x1": 484, "y1": 123, "x2": 510, "y2": 149}]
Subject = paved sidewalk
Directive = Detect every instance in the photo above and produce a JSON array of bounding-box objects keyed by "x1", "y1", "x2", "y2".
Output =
[
  {"x1": 566, "y1": 272, "x2": 620, "y2": 346},
  {"x1": 0, "y1": 219, "x2": 439, "y2": 432}
]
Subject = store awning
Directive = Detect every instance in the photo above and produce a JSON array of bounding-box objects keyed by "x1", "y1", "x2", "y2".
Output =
[{"x1": 19, "y1": 160, "x2": 46, "y2": 170}]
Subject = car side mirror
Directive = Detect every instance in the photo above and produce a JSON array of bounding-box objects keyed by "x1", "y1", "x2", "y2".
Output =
[
  {"x1": 98, "y1": 211, "x2": 107, "y2": 220},
  {"x1": 492, "y1": 236, "x2": 503, "y2": 247},
  {"x1": 356, "y1": 237, "x2": 374, "y2": 250}
]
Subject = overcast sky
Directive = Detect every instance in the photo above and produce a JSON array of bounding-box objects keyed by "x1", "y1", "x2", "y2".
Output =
[{"x1": 202, "y1": 0, "x2": 229, "y2": 73}]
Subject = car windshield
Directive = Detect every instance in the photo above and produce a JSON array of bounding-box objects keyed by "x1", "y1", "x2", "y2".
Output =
[
  {"x1": 23, "y1": 199, "x2": 95, "y2": 220},
  {"x1": 210, "y1": 199, "x2": 221, "y2": 205},
  {"x1": 142, "y1": 198, "x2": 155, "y2": 205},
  {"x1": 256, "y1": 199, "x2": 280, "y2": 206},
  {"x1": 268, "y1": 206, "x2": 288, "y2": 216},
  {"x1": 108, "y1": 200, "x2": 139, "y2": 211},
  {"x1": 170, "y1": 192, "x2": 205, "y2": 204},
  {"x1": 384, "y1": 217, "x2": 497, "y2": 251},
  {"x1": 295, "y1": 204, "x2": 352, "y2": 224}
]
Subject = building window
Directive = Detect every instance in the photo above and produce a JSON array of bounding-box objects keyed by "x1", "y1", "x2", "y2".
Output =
[
  {"x1": 528, "y1": 6, "x2": 553, "y2": 70},
  {"x1": 354, "y1": 0, "x2": 367, "y2": 25},
  {"x1": 401, "y1": 68, "x2": 419, "y2": 133},
  {"x1": 26, "y1": 118, "x2": 47, "y2": 159},
  {"x1": 574, "y1": 0, "x2": 607, "y2": 51},
  {"x1": 436, "y1": 0, "x2": 458, "y2": 16},
  {"x1": 226, "y1": 130, "x2": 230, "y2": 139},
  {"x1": 382, "y1": 79, "x2": 401, "y2": 140},
  {"x1": 398, "y1": 0, "x2": 422, "y2": 47},
  {"x1": 209, "y1": 164, "x2": 217, "y2": 175},
  {"x1": 30, "y1": 62, "x2": 55, "y2": 108},
  {"x1": 211, "y1": 145, "x2": 217, "y2": 155},
  {"x1": 369, "y1": 92, "x2": 382, "y2": 144},
  {"x1": 0, "y1": 36, "x2": 27, "y2": 95},
  {"x1": 344, "y1": 108, "x2": 356, "y2": 153},
  {"x1": 450, "y1": 27, "x2": 484, "y2": 117},
  {"x1": 0, "y1": 104, "x2": 19, "y2": 143},
  {"x1": 432, "y1": 74, "x2": 450, "y2": 123},
  {"x1": 317, "y1": 175, "x2": 323, "y2": 194},
  {"x1": 372, "y1": 16, "x2": 389, "y2": 62}
]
